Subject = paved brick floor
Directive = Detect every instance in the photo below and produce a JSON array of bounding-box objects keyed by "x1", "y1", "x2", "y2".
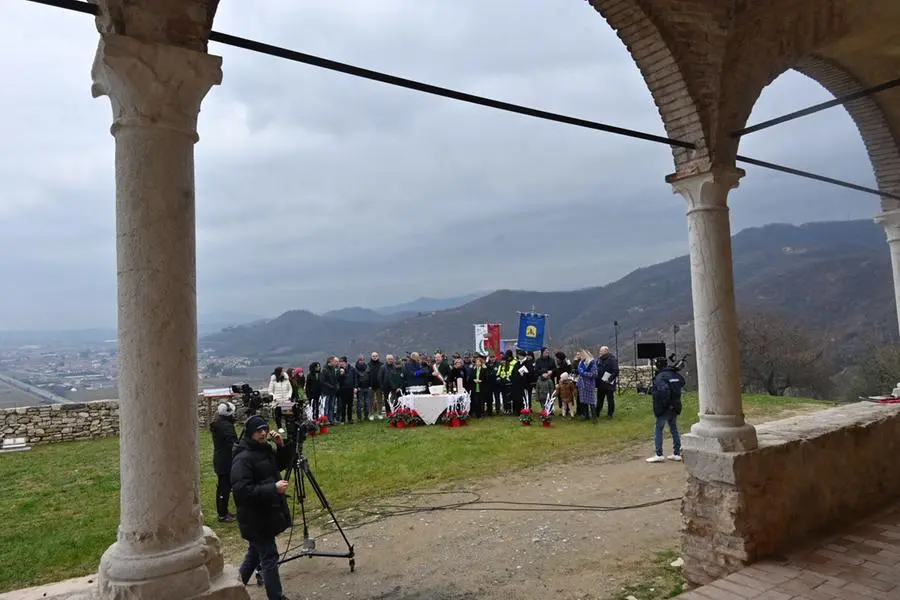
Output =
[{"x1": 676, "y1": 503, "x2": 900, "y2": 599}]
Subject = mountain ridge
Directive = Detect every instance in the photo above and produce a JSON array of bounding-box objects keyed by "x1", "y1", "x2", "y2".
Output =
[{"x1": 202, "y1": 219, "x2": 895, "y2": 362}]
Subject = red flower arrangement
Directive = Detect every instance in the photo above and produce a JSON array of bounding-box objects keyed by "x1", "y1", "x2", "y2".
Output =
[
  {"x1": 405, "y1": 409, "x2": 424, "y2": 428},
  {"x1": 388, "y1": 408, "x2": 424, "y2": 429},
  {"x1": 519, "y1": 407, "x2": 533, "y2": 426},
  {"x1": 444, "y1": 410, "x2": 458, "y2": 427},
  {"x1": 539, "y1": 409, "x2": 552, "y2": 427}
]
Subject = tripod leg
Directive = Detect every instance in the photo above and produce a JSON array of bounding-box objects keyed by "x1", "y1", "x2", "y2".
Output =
[
  {"x1": 302, "y1": 463, "x2": 354, "y2": 551},
  {"x1": 292, "y1": 463, "x2": 311, "y2": 541}
]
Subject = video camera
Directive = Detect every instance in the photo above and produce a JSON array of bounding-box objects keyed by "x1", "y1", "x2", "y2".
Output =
[
  {"x1": 651, "y1": 353, "x2": 690, "y2": 375},
  {"x1": 666, "y1": 353, "x2": 690, "y2": 372},
  {"x1": 230, "y1": 383, "x2": 271, "y2": 415}
]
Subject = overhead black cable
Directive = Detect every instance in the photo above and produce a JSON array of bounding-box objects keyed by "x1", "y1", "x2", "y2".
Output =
[
  {"x1": 737, "y1": 155, "x2": 899, "y2": 200},
  {"x1": 733, "y1": 77, "x2": 900, "y2": 138},
  {"x1": 26, "y1": 0, "x2": 95, "y2": 14},
  {"x1": 207, "y1": 31, "x2": 695, "y2": 149},
  {"x1": 23, "y1": 0, "x2": 692, "y2": 149},
  {"x1": 22, "y1": 0, "x2": 896, "y2": 201}
]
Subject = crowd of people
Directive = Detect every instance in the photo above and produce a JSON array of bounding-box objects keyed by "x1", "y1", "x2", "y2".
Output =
[
  {"x1": 263, "y1": 346, "x2": 622, "y2": 425},
  {"x1": 207, "y1": 344, "x2": 687, "y2": 600}
]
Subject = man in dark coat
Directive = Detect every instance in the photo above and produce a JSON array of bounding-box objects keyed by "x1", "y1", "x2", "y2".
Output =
[
  {"x1": 595, "y1": 346, "x2": 620, "y2": 419},
  {"x1": 231, "y1": 415, "x2": 293, "y2": 600},
  {"x1": 378, "y1": 354, "x2": 405, "y2": 405},
  {"x1": 209, "y1": 401, "x2": 239, "y2": 522},
  {"x1": 647, "y1": 358, "x2": 685, "y2": 464},
  {"x1": 367, "y1": 352, "x2": 384, "y2": 417}
]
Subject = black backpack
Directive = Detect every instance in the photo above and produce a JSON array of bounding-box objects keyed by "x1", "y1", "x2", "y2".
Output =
[{"x1": 652, "y1": 370, "x2": 684, "y2": 415}]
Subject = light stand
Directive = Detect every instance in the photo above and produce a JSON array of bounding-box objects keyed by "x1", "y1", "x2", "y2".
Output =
[
  {"x1": 632, "y1": 331, "x2": 637, "y2": 389},
  {"x1": 279, "y1": 420, "x2": 355, "y2": 572},
  {"x1": 613, "y1": 320, "x2": 619, "y2": 358}
]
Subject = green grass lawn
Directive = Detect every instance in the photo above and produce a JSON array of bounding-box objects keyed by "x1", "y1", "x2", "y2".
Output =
[{"x1": 0, "y1": 392, "x2": 829, "y2": 593}]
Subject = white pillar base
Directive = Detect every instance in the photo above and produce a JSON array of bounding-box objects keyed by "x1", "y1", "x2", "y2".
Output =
[
  {"x1": 98, "y1": 527, "x2": 235, "y2": 600},
  {"x1": 684, "y1": 423, "x2": 758, "y2": 453},
  {"x1": 0, "y1": 566, "x2": 245, "y2": 600}
]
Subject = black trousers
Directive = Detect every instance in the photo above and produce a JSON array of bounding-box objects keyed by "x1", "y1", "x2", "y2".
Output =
[
  {"x1": 505, "y1": 387, "x2": 525, "y2": 415},
  {"x1": 309, "y1": 395, "x2": 321, "y2": 420},
  {"x1": 339, "y1": 389, "x2": 354, "y2": 423},
  {"x1": 597, "y1": 388, "x2": 615, "y2": 416},
  {"x1": 471, "y1": 390, "x2": 488, "y2": 417},
  {"x1": 216, "y1": 473, "x2": 232, "y2": 517},
  {"x1": 239, "y1": 538, "x2": 283, "y2": 600}
]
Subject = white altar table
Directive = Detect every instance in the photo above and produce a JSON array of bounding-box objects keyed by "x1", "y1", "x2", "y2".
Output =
[{"x1": 396, "y1": 393, "x2": 467, "y2": 425}]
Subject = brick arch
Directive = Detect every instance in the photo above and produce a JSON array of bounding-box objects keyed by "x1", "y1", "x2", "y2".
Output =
[
  {"x1": 793, "y1": 55, "x2": 900, "y2": 211},
  {"x1": 714, "y1": 0, "x2": 874, "y2": 166},
  {"x1": 585, "y1": 0, "x2": 710, "y2": 173}
]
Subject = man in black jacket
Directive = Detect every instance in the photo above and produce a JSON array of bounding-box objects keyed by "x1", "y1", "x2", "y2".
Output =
[
  {"x1": 367, "y1": 352, "x2": 384, "y2": 418},
  {"x1": 378, "y1": 354, "x2": 405, "y2": 404},
  {"x1": 232, "y1": 415, "x2": 293, "y2": 600},
  {"x1": 209, "y1": 401, "x2": 239, "y2": 522},
  {"x1": 595, "y1": 346, "x2": 620, "y2": 419},
  {"x1": 646, "y1": 358, "x2": 685, "y2": 464}
]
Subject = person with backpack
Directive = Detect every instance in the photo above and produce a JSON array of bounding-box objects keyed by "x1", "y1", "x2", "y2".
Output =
[{"x1": 646, "y1": 357, "x2": 685, "y2": 463}]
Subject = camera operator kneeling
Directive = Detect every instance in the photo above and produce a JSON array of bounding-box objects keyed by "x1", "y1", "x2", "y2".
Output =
[{"x1": 231, "y1": 415, "x2": 293, "y2": 600}]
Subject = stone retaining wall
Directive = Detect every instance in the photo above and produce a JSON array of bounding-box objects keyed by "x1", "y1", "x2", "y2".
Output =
[
  {"x1": 681, "y1": 402, "x2": 900, "y2": 586},
  {"x1": 1, "y1": 396, "x2": 220, "y2": 445}
]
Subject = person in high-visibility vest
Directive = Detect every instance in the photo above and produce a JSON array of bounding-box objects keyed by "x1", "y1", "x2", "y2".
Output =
[{"x1": 496, "y1": 349, "x2": 526, "y2": 414}]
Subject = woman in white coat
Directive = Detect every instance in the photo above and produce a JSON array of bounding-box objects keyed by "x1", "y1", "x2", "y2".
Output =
[{"x1": 267, "y1": 366, "x2": 293, "y2": 430}]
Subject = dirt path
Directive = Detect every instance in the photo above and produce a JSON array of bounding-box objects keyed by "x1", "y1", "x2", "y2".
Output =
[
  {"x1": 248, "y1": 442, "x2": 683, "y2": 600},
  {"x1": 247, "y1": 408, "x2": 821, "y2": 600}
]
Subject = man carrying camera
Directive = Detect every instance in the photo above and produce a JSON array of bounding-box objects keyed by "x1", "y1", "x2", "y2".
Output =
[{"x1": 231, "y1": 415, "x2": 293, "y2": 600}]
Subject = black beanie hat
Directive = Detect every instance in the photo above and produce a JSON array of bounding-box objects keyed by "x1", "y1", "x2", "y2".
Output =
[{"x1": 245, "y1": 415, "x2": 269, "y2": 435}]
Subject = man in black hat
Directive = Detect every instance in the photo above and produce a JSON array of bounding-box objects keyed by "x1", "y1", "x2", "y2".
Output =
[{"x1": 231, "y1": 415, "x2": 293, "y2": 600}]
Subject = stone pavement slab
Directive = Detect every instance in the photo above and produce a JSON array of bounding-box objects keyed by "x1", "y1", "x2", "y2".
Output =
[{"x1": 676, "y1": 502, "x2": 900, "y2": 599}]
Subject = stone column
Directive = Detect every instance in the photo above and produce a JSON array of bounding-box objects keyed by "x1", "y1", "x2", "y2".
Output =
[
  {"x1": 91, "y1": 34, "x2": 245, "y2": 600},
  {"x1": 875, "y1": 208, "x2": 900, "y2": 336},
  {"x1": 668, "y1": 167, "x2": 757, "y2": 452}
]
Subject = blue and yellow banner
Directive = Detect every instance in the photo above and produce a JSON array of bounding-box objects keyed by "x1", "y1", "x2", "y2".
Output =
[{"x1": 516, "y1": 313, "x2": 546, "y2": 352}]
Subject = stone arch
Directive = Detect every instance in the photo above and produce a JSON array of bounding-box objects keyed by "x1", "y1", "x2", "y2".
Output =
[
  {"x1": 713, "y1": 0, "x2": 860, "y2": 167},
  {"x1": 585, "y1": 0, "x2": 710, "y2": 174},
  {"x1": 793, "y1": 55, "x2": 900, "y2": 211},
  {"x1": 715, "y1": 0, "x2": 900, "y2": 169}
]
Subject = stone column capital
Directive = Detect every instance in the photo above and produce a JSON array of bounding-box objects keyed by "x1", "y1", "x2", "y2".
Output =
[
  {"x1": 875, "y1": 209, "x2": 900, "y2": 243},
  {"x1": 667, "y1": 167, "x2": 746, "y2": 214},
  {"x1": 91, "y1": 34, "x2": 223, "y2": 140}
]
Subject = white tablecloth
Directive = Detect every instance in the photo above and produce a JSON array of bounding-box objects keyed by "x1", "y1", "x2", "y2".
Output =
[{"x1": 398, "y1": 393, "x2": 466, "y2": 425}]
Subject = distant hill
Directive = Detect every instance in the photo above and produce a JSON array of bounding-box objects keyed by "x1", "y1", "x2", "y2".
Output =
[
  {"x1": 202, "y1": 310, "x2": 381, "y2": 360},
  {"x1": 0, "y1": 311, "x2": 263, "y2": 349},
  {"x1": 374, "y1": 293, "x2": 486, "y2": 315},
  {"x1": 320, "y1": 307, "x2": 410, "y2": 323},
  {"x1": 201, "y1": 220, "x2": 896, "y2": 363},
  {"x1": 0, "y1": 328, "x2": 117, "y2": 349}
]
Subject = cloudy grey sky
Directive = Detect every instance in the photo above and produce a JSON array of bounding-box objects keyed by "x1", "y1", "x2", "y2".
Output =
[{"x1": 0, "y1": 0, "x2": 881, "y2": 330}]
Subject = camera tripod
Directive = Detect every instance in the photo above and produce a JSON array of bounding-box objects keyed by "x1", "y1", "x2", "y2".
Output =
[{"x1": 278, "y1": 420, "x2": 355, "y2": 572}]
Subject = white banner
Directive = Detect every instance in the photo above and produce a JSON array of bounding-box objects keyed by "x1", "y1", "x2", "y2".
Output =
[{"x1": 474, "y1": 324, "x2": 488, "y2": 355}]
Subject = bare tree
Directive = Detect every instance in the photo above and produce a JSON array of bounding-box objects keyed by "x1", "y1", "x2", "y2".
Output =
[
  {"x1": 738, "y1": 312, "x2": 832, "y2": 398},
  {"x1": 840, "y1": 343, "x2": 900, "y2": 400}
]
